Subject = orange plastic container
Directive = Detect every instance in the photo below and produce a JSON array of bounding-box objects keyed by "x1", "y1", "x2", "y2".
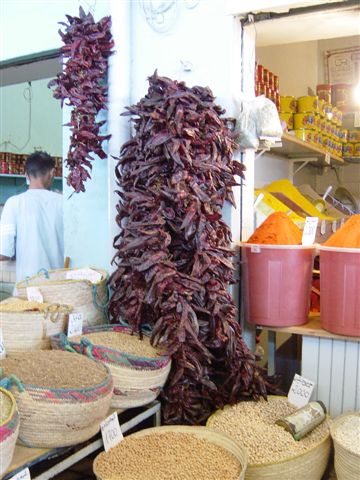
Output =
[
  {"x1": 242, "y1": 244, "x2": 314, "y2": 327},
  {"x1": 319, "y1": 246, "x2": 360, "y2": 336}
]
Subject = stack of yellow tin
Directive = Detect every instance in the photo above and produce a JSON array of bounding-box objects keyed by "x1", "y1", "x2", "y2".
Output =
[{"x1": 343, "y1": 130, "x2": 360, "y2": 159}]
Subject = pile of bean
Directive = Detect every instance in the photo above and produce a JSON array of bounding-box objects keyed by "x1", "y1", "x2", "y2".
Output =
[
  {"x1": 94, "y1": 431, "x2": 241, "y2": 480},
  {"x1": 0, "y1": 391, "x2": 12, "y2": 423},
  {"x1": 209, "y1": 397, "x2": 329, "y2": 464},
  {"x1": 71, "y1": 331, "x2": 163, "y2": 358},
  {"x1": 0, "y1": 298, "x2": 58, "y2": 313},
  {"x1": 0, "y1": 351, "x2": 108, "y2": 389},
  {"x1": 333, "y1": 415, "x2": 360, "y2": 455}
]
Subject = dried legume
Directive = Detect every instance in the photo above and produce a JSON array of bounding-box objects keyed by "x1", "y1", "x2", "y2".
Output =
[
  {"x1": 332, "y1": 415, "x2": 360, "y2": 455},
  {"x1": 209, "y1": 397, "x2": 329, "y2": 464},
  {"x1": 0, "y1": 351, "x2": 108, "y2": 389},
  {"x1": 0, "y1": 298, "x2": 61, "y2": 313},
  {"x1": 0, "y1": 391, "x2": 12, "y2": 423},
  {"x1": 94, "y1": 431, "x2": 241, "y2": 480}
]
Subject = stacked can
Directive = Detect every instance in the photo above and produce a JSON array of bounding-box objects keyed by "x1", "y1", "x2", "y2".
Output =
[
  {"x1": 255, "y1": 63, "x2": 280, "y2": 110},
  {"x1": 279, "y1": 96, "x2": 296, "y2": 131},
  {"x1": 293, "y1": 96, "x2": 319, "y2": 146},
  {"x1": 344, "y1": 129, "x2": 360, "y2": 158}
]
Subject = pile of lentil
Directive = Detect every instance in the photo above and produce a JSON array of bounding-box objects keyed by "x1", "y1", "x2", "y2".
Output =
[
  {"x1": 94, "y1": 431, "x2": 241, "y2": 480},
  {"x1": 0, "y1": 351, "x2": 108, "y2": 389},
  {"x1": 332, "y1": 415, "x2": 360, "y2": 455},
  {"x1": 209, "y1": 397, "x2": 329, "y2": 464},
  {"x1": 71, "y1": 331, "x2": 163, "y2": 357},
  {"x1": 0, "y1": 391, "x2": 12, "y2": 423},
  {"x1": 0, "y1": 298, "x2": 60, "y2": 313}
]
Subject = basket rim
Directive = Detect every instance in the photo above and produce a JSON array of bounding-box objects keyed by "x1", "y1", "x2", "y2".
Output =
[
  {"x1": 206, "y1": 395, "x2": 331, "y2": 468},
  {"x1": 330, "y1": 411, "x2": 360, "y2": 456},
  {"x1": 16, "y1": 266, "x2": 108, "y2": 288},
  {"x1": 0, "y1": 387, "x2": 17, "y2": 427},
  {"x1": 0, "y1": 299, "x2": 72, "y2": 315}
]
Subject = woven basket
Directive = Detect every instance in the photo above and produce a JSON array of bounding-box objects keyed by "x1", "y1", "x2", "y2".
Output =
[
  {"x1": 0, "y1": 297, "x2": 72, "y2": 353},
  {"x1": 1, "y1": 360, "x2": 113, "y2": 448},
  {"x1": 93, "y1": 425, "x2": 248, "y2": 480},
  {"x1": 16, "y1": 267, "x2": 109, "y2": 327},
  {"x1": 0, "y1": 387, "x2": 20, "y2": 478},
  {"x1": 207, "y1": 397, "x2": 331, "y2": 480},
  {"x1": 51, "y1": 325, "x2": 172, "y2": 409},
  {"x1": 330, "y1": 411, "x2": 360, "y2": 480}
]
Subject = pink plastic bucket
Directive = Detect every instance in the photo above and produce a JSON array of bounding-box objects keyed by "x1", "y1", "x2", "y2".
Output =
[
  {"x1": 319, "y1": 246, "x2": 360, "y2": 336},
  {"x1": 242, "y1": 244, "x2": 314, "y2": 327}
]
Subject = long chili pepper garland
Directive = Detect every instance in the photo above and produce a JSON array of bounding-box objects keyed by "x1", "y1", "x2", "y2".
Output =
[
  {"x1": 48, "y1": 7, "x2": 114, "y2": 193},
  {"x1": 109, "y1": 72, "x2": 273, "y2": 424}
]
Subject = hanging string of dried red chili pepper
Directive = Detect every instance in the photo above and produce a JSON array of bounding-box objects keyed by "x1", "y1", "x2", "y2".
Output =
[
  {"x1": 109, "y1": 71, "x2": 275, "y2": 425},
  {"x1": 48, "y1": 7, "x2": 114, "y2": 193}
]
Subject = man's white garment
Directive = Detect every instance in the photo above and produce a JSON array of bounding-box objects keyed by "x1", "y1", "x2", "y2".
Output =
[{"x1": 0, "y1": 189, "x2": 64, "y2": 282}]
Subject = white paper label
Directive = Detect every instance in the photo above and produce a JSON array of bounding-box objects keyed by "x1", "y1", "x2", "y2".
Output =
[
  {"x1": 250, "y1": 245, "x2": 261, "y2": 253},
  {"x1": 66, "y1": 268, "x2": 102, "y2": 284},
  {"x1": 325, "y1": 151, "x2": 331, "y2": 164},
  {"x1": 101, "y1": 412, "x2": 123, "y2": 452},
  {"x1": 26, "y1": 287, "x2": 43, "y2": 303},
  {"x1": 302, "y1": 217, "x2": 319, "y2": 246},
  {"x1": 0, "y1": 329, "x2": 6, "y2": 359},
  {"x1": 288, "y1": 374, "x2": 315, "y2": 408},
  {"x1": 67, "y1": 313, "x2": 83, "y2": 338},
  {"x1": 10, "y1": 468, "x2": 31, "y2": 480}
]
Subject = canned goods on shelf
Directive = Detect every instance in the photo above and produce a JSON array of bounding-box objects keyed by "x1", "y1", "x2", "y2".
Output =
[
  {"x1": 324, "y1": 103, "x2": 333, "y2": 121},
  {"x1": 314, "y1": 113, "x2": 321, "y2": 130},
  {"x1": 297, "y1": 95, "x2": 319, "y2": 113},
  {"x1": 313, "y1": 131, "x2": 321, "y2": 145},
  {"x1": 257, "y1": 64, "x2": 264, "y2": 83},
  {"x1": 343, "y1": 143, "x2": 355, "y2": 156},
  {"x1": 338, "y1": 128, "x2": 348, "y2": 143},
  {"x1": 280, "y1": 96, "x2": 297, "y2": 113},
  {"x1": 294, "y1": 129, "x2": 314, "y2": 144},
  {"x1": 316, "y1": 84, "x2": 332, "y2": 104},
  {"x1": 320, "y1": 119, "x2": 326, "y2": 134},
  {"x1": 279, "y1": 113, "x2": 294, "y2": 130},
  {"x1": 323, "y1": 136, "x2": 331, "y2": 150},
  {"x1": 268, "y1": 71, "x2": 274, "y2": 89},
  {"x1": 348, "y1": 130, "x2": 360, "y2": 142},
  {"x1": 274, "y1": 75, "x2": 279, "y2": 90},
  {"x1": 263, "y1": 68, "x2": 269, "y2": 84},
  {"x1": 319, "y1": 99, "x2": 326, "y2": 118},
  {"x1": 325, "y1": 121, "x2": 332, "y2": 136},
  {"x1": 354, "y1": 143, "x2": 360, "y2": 157},
  {"x1": 294, "y1": 113, "x2": 316, "y2": 130}
]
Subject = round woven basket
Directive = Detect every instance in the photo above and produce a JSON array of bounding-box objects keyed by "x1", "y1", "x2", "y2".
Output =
[
  {"x1": 330, "y1": 411, "x2": 360, "y2": 480},
  {"x1": 0, "y1": 387, "x2": 20, "y2": 478},
  {"x1": 51, "y1": 325, "x2": 172, "y2": 409},
  {"x1": 207, "y1": 397, "x2": 331, "y2": 480},
  {"x1": 0, "y1": 297, "x2": 72, "y2": 353},
  {"x1": 1, "y1": 357, "x2": 113, "y2": 448},
  {"x1": 93, "y1": 425, "x2": 248, "y2": 480},
  {"x1": 16, "y1": 267, "x2": 108, "y2": 327}
]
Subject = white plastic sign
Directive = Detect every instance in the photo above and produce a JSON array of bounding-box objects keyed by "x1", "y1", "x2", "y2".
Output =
[
  {"x1": 101, "y1": 412, "x2": 123, "y2": 452},
  {"x1": 67, "y1": 313, "x2": 84, "y2": 338},
  {"x1": 0, "y1": 328, "x2": 6, "y2": 359},
  {"x1": 325, "y1": 152, "x2": 331, "y2": 164},
  {"x1": 66, "y1": 268, "x2": 102, "y2": 284},
  {"x1": 251, "y1": 245, "x2": 261, "y2": 253},
  {"x1": 288, "y1": 374, "x2": 315, "y2": 408},
  {"x1": 26, "y1": 287, "x2": 43, "y2": 303},
  {"x1": 302, "y1": 217, "x2": 319, "y2": 246},
  {"x1": 10, "y1": 468, "x2": 31, "y2": 480}
]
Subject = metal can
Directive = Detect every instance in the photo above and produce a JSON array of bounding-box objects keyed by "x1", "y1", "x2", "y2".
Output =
[
  {"x1": 297, "y1": 95, "x2": 319, "y2": 113},
  {"x1": 339, "y1": 128, "x2": 348, "y2": 143},
  {"x1": 316, "y1": 84, "x2": 332, "y2": 104},
  {"x1": 279, "y1": 113, "x2": 294, "y2": 130},
  {"x1": 314, "y1": 113, "x2": 321, "y2": 131},
  {"x1": 354, "y1": 143, "x2": 360, "y2": 157},
  {"x1": 276, "y1": 401, "x2": 326, "y2": 441},
  {"x1": 276, "y1": 92, "x2": 280, "y2": 111},
  {"x1": 268, "y1": 71, "x2": 274, "y2": 89},
  {"x1": 343, "y1": 143, "x2": 355, "y2": 156},
  {"x1": 257, "y1": 64, "x2": 264, "y2": 83},
  {"x1": 319, "y1": 99, "x2": 326, "y2": 118},
  {"x1": 259, "y1": 83, "x2": 266, "y2": 96},
  {"x1": 294, "y1": 129, "x2": 313, "y2": 143},
  {"x1": 323, "y1": 136, "x2": 331, "y2": 150},
  {"x1": 324, "y1": 103, "x2": 333, "y2": 121},
  {"x1": 313, "y1": 131, "x2": 321, "y2": 145},
  {"x1": 294, "y1": 113, "x2": 316, "y2": 130},
  {"x1": 274, "y1": 75, "x2": 279, "y2": 90},
  {"x1": 280, "y1": 96, "x2": 297, "y2": 113},
  {"x1": 348, "y1": 130, "x2": 360, "y2": 142},
  {"x1": 325, "y1": 120, "x2": 332, "y2": 136},
  {"x1": 263, "y1": 68, "x2": 269, "y2": 84}
]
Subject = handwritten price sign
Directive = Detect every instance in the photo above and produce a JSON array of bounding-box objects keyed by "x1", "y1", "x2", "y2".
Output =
[
  {"x1": 67, "y1": 313, "x2": 83, "y2": 338},
  {"x1": 288, "y1": 374, "x2": 315, "y2": 408},
  {"x1": 101, "y1": 412, "x2": 123, "y2": 452},
  {"x1": 10, "y1": 468, "x2": 31, "y2": 480}
]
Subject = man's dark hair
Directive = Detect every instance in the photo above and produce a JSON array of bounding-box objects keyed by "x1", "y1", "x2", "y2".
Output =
[{"x1": 25, "y1": 151, "x2": 55, "y2": 178}]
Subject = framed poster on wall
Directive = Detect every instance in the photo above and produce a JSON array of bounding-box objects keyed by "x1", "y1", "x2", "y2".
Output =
[{"x1": 325, "y1": 47, "x2": 360, "y2": 85}]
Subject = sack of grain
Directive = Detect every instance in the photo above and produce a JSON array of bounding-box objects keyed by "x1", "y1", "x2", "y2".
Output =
[
  {"x1": 16, "y1": 267, "x2": 108, "y2": 327},
  {"x1": 93, "y1": 425, "x2": 248, "y2": 480},
  {"x1": 207, "y1": 396, "x2": 331, "y2": 480},
  {"x1": 0, "y1": 297, "x2": 72, "y2": 353},
  {"x1": 51, "y1": 324, "x2": 171, "y2": 409},
  {"x1": 330, "y1": 411, "x2": 360, "y2": 480},
  {"x1": 0, "y1": 387, "x2": 19, "y2": 478},
  {"x1": 0, "y1": 350, "x2": 113, "y2": 448}
]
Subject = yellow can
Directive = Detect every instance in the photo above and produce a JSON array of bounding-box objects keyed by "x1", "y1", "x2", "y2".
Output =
[
  {"x1": 294, "y1": 113, "x2": 316, "y2": 130},
  {"x1": 324, "y1": 103, "x2": 333, "y2": 121},
  {"x1": 314, "y1": 114, "x2": 321, "y2": 131},
  {"x1": 313, "y1": 131, "x2": 321, "y2": 145},
  {"x1": 280, "y1": 96, "x2": 297, "y2": 113},
  {"x1": 339, "y1": 128, "x2": 348, "y2": 143},
  {"x1": 319, "y1": 99, "x2": 326, "y2": 118},
  {"x1": 325, "y1": 120, "x2": 332, "y2": 136},
  {"x1": 354, "y1": 143, "x2": 360, "y2": 157},
  {"x1": 279, "y1": 112, "x2": 294, "y2": 130},
  {"x1": 294, "y1": 129, "x2": 313, "y2": 143},
  {"x1": 320, "y1": 119, "x2": 326, "y2": 134},
  {"x1": 323, "y1": 136, "x2": 331, "y2": 150},
  {"x1": 343, "y1": 143, "x2": 354, "y2": 156},
  {"x1": 297, "y1": 95, "x2": 319, "y2": 113},
  {"x1": 336, "y1": 142, "x2": 343, "y2": 156},
  {"x1": 348, "y1": 130, "x2": 360, "y2": 142},
  {"x1": 330, "y1": 123, "x2": 337, "y2": 139}
]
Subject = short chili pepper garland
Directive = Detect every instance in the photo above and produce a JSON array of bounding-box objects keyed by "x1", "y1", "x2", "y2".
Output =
[
  {"x1": 109, "y1": 72, "x2": 273, "y2": 424},
  {"x1": 48, "y1": 7, "x2": 114, "y2": 193}
]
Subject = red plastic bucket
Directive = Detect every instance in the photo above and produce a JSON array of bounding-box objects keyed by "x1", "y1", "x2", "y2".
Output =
[
  {"x1": 242, "y1": 244, "x2": 314, "y2": 327},
  {"x1": 319, "y1": 246, "x2": 360, "y2": 336}
]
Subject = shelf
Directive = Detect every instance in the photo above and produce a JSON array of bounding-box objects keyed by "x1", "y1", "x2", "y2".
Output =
[
  {"x1": 0, "y1": 174, "x2": 62, "y2": 180},
  {"x1": 260, "y1": 315, "x2": 360, "y2": 343},
  {"x1": 270, "y1": 132, "x2": 345, "y2": 166}
]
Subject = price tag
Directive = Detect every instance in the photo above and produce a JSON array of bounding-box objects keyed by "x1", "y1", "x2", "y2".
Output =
[
  {"x1": 302, "y1": 217, "x2": 319, "y2": 246},
  {"x1": 67, "y1": 313, "x2": 83, "y2": 338},
  {"x1": 101, "y1": 412, "x2": 123, "y2": 452},
  {"x1": 0, "y1": 328, "x2": 6, "y2": 359},
  {"x1": 26, "y1": 287, "x2": 43, "y2": 303},
  {"x1": 250, "y1": 245, "x2": 261, "y2": 253},
  {"x1": 320, "y1": 220, "x2": 326, "y2": 235},
  {"x1": 341, "y1": 218, "x2": 345, "y2": 227},
  {"x1": 10, "y1": 468, "x2": 31, "y2": 480},
  {"x1": 66, "y1": 268, "x2": 102, "y2": 284},
  {"x1": 288, "y1": 373, "x2": 315, "y2": 408},
  {"x1": 325, "y1": 152, "x2": 330, "y2": 164}
]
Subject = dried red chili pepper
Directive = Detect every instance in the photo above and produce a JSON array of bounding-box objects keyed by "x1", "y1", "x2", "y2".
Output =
[
  {"x1": 48, "y1": 7, "x2": 114, "y2": 193},
  {"x1": 109, "y1": 72, "x2": 275, "y2": 424}
]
